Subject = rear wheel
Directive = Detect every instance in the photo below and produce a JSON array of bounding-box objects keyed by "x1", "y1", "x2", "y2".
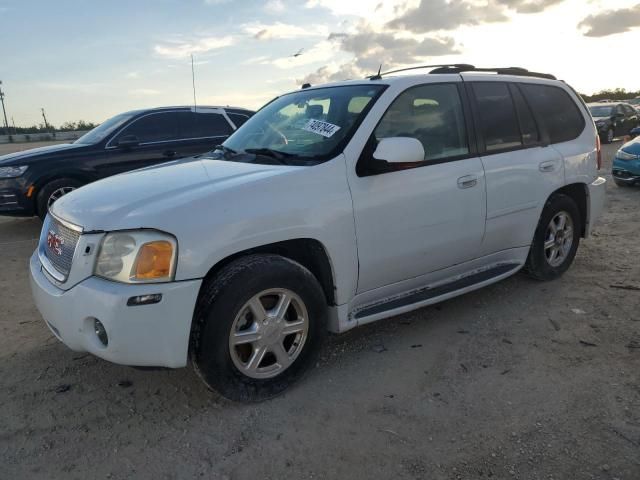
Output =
[
  {"x1": 525, "y1": 194, "x2": 581, "y2": 281},
  {"x1": 614, "y1": 178, "x2": 630, "y2": 187},
  {"x1": 191, "y1": 254, "x2": 327, "y2": 402},
  {"x1": 36, "y1": 178, "x2": 83, "y2": 220}
]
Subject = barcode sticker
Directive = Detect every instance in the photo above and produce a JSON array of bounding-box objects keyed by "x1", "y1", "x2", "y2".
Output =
[{"x1": 302, "y1": 119, "x2": 341, "y2": 138}]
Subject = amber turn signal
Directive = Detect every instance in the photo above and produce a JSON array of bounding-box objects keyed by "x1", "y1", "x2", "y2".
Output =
[{"x1": 132, "y1": 241, "x2": 174, "y2": 280}]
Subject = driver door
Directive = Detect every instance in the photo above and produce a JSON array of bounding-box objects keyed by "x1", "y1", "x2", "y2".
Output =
[{"x1": 348, "y1": 82, "x2": 486, "y2": 293}]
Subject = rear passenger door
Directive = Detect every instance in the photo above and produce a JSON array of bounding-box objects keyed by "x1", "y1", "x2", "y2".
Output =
[{"x1": 468, "y1": 81, "x2": 565, "y2": 255}]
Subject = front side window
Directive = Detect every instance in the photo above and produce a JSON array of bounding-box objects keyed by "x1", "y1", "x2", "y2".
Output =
[
  {"x1": 521, "y1": 84, "x2": 585, "y2": 144},
  {"x1": 374, "y1": 83, "x2": 469, "y2": 161},
  {"x1": 472, "y1": 82, "x2": 522, "y2": 152},
  {"x1": 219, "y1": 84, "x2": 385, "y2": 165},
  {"x1": 75, "y1": 112, "x2": 137, "y2": 145},
  {"x1": 113, "y1": 112, "x2": 180, "y2": 144}
]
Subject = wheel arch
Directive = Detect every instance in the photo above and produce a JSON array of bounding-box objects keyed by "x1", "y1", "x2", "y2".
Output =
[
  {"x1": 197, "y1": 238, "x2": 337, "y2": 307},
  {"x1": 548, "y1": 183, "x2": 588, "y2": 237}
]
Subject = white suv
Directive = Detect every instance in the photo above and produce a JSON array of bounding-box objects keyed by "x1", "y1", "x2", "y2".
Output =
[{"x1": 30, "y1": 65, "x2": 606, "y2": 401}]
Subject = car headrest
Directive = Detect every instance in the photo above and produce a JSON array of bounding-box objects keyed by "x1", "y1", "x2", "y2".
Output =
[{"x1": 306, "y1": 104, "x2": 324, "y2": 118}]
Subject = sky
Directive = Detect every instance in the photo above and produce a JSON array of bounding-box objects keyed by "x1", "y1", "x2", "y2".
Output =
[{"x1": 1, "y1": 0, "x2": 639, "y2": 126}]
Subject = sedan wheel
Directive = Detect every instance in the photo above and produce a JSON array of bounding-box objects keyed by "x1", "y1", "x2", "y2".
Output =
[
  {"x1": 47, "y1": 186, "x2": 76, "y2": 209},
  {"x1": 607, "y1": 128, "x2": 614, "y2": 144}
]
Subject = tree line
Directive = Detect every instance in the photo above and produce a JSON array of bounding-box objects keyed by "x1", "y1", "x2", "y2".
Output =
[
  {"x1": 3, "y1": 120, "x2": 98, "y2": 135},
  {"x1": 580, "y1": 88, "x2": 640, "y2": 103}
]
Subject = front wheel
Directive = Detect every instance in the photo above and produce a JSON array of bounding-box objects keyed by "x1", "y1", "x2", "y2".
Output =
[
  {"x1": 191, "y1": 254, "x2": 327, "y2": 402},
  {"x1": 602, "y1": 128, "x2": 614, "y2": 144},
  {"x1": 36, "y1": 178, "x2": 83, "y2": 220},
  {"x1": 524, "y1": 194, "x2": 581, "y2": 281}
]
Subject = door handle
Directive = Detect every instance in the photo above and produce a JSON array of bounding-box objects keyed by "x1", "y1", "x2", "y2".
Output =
[
  {"x1": 457, "y1": 175, "x2": 478, "y2": 189},
  {"x1": 539, "y1": 161, "x2": 556, "y2": 172},
  {"x1": 163, "y1": 150, "x2": 177, "y2": 158}
]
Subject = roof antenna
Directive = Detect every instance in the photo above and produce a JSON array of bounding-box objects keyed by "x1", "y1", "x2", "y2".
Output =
[
  {"x1": 191, "y1": 53, "x2": 198, "y2": 111},
  {"x1": 369, "y1": 64, "x2": 383, "y2": 81}
]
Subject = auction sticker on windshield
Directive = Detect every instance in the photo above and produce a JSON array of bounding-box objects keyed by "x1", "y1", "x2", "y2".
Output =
[{"x1": 303, "y1": 119, "x2": 341, "y2": 138}]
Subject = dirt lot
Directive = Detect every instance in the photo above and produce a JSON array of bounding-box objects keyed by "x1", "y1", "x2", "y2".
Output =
[{"x1": 1, "y1": 141, "x2": 638, "y2": 480}]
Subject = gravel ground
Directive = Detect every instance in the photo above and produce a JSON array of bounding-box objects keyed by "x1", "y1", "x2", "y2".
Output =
[{"x1": 0, "y1": 141, "x2": 638, "y2": 480}]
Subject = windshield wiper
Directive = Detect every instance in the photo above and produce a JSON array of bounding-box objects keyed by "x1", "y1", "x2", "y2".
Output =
[{"x1": 214, "y1": 144, "x2": 237, "y2": 156}]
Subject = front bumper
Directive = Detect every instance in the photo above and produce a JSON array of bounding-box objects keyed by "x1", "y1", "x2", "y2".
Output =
[
  {"x1": 30, "y1": 251, "x2": 202, "y2": 368},
  {"x1": 0, "y1": 178, "x2": 35, "y2": 216},
  {"x1": 586, "y1": 176, "x2": 606, "y2": 236},
  {"x1": 612, "y1": 157, "x2": 640, "y2": 184}
]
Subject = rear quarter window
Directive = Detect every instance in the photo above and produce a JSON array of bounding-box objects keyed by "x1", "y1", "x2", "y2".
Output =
[{"x1": 520, "y1": 84, "x2": 585, "y2": 144}]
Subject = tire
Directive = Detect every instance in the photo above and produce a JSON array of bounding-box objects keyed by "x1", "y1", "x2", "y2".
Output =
[
  {"x1": 191, "y1": 254, "x2": 328, "y2": 402},
  {"x1": 36, "y1": 177, "x2": 84, "y2": 220},
  {"x1": 524, "y1": 194, "x2": 581, "y2": 281},
  {"x1": 602, "y1": 128, "x2": 614, "y2": 144}
]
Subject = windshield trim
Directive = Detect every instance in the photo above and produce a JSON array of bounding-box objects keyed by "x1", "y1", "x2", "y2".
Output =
[{"x1": 221, "y1": 83, "x2": 389, "y2": 165}]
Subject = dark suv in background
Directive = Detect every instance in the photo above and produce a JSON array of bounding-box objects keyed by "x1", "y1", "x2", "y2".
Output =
[
  {"x1": 0, "y1": 106, "x2": 253, "y2": 219},
  {"x1": 588, "y1": 102, "x2": 639, "y2": 144}
]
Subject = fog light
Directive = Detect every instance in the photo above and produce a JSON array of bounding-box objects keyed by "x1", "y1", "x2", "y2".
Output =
[{"x1": 94, "y1": 319, "x2": 108, "y2": 346}]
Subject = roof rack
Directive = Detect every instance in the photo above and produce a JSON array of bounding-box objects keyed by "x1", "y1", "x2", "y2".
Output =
[{"x1": 369, "y1": 64, "x2": 556, "y2": 81}]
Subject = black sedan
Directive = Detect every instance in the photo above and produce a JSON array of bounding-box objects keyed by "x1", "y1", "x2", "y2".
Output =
[
  {"x1": 0, "y1": 106, "x2": 253, "y2": 219},
  {"x1": 588, "y1": 102, "x2": 639, "y2": 144}
]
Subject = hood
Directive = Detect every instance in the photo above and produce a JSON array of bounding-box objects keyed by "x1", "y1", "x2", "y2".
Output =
[
  {"x1": 621, "y1": 137, "x2": 640, "y2": 153},
  {"x1": 52, "y1": 157, "x2": 299, "y2": 231},
  {"x1": 0, "y1": 142, "x2": 86, "y2": 166}
]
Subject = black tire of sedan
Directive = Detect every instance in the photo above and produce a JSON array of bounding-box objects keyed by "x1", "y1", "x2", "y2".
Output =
[
  {"x1": 602, "y1": 128, "x2": 614, "y2": 144},
  {"x1": 524, "y1": 194, "x2": 581, "y2": 281},
  {"x1": 36, "y1": 178, "x2": 84, "y2": 220},
  {"x1": 613, "y1": 178, "x2": 629, "y2": 187},
  {"x1": 191, "y1": 254, "x2": 328, "y2": 402}
]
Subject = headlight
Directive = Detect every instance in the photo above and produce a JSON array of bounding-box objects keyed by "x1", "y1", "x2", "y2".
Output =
[
  {"x1": 0, "y1": 165, "x2": 28, "y2": 178},
  {"x1": 95, "y1": 230, "x2": 177, "y2": 283},
  {"x1": 616, "y1": 150, "x2": 639, "y2": 161}
]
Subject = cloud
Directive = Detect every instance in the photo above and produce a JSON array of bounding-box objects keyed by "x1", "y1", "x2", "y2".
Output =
[
  {"x1": 243, "y1": 21, "x2": 328, "y2": 40},
  {"x1": 265, "y1": 0, "x2": 285, "y2": 13},
  {"x1": 153, "y1": 36, "x2": 234, "y2": 58},
  {"x1": 578, "y1": 4, "x2": 640, "y2": 37},
  {"x1": 388, "y1": 0, "x2": 508, "y2": 33},
  {"x1": 388, "y1": 0, "x2": 565, "y2": 33},
  {"x1": 129, "y1": 88, "x2": 161, "y2": 96},
  {"x1": 270, "y1": 40, "x2": 336, "y2": 68},
  {"x1": 298, "y1": 62, "x2": 363, "y2": 84},
  {"x1": 328, "y1": 28, "x2": 458, "y2": 71}
]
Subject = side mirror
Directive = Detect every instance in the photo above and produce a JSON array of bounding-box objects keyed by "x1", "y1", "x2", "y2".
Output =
[
  {"x1": 373, "y1": 137, "x2": 425, "y2": 164},
  {"x1": 117, "y1": 135, "x2": 140, "y2": 148}
]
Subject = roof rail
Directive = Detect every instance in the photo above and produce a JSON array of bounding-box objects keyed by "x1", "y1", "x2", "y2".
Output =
[
  {"x1": 368, "y1": 64, "x2": 475, "y2": 79},
  {"x1": 430, "y1": 65, "x2": 556, "y2": 80},
  {"x1": 368, "y1": 64, "x2": 556, "y2": 81}
]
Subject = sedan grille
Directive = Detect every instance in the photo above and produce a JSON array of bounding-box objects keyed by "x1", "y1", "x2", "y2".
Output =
[{"x1": 43, "y1": 216, "x2": 81, "y2": 279}]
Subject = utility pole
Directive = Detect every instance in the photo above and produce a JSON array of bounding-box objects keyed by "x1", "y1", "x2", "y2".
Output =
[
  {"x1": 11, "y1": 117, "x2": 16, "y2": 134},
  {"x1": 0, "y1": 81, "x2": 10, "y2": 135},
  {"x1": 41, "y1": 108, "x2": 51, "y2": 132}
]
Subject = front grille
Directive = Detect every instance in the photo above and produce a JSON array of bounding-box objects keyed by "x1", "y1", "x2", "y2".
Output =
[{"x1": 43, "y1": 217, "x2": 81, "y2": 278}]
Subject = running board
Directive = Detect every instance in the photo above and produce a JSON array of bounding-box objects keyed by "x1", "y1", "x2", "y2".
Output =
[{"x1": 353, "y1": 263, "x2": 521, "y2": 320}]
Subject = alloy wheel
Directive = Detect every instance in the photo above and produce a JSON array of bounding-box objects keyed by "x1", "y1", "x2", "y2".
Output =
[{"x1": 544, "y1": 211, "x2": 574, "y2": 267}]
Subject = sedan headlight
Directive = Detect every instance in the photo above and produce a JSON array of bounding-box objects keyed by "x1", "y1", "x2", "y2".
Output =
[
  {"x1": 95, "y1": 230, "x2": 177, "y2": 283},
  {"x1": 616, "y1": 150, "x2": 640, "y2": 161},
  {"x1": 0, "y1": 165, "x2": 28, "y2": 178}
]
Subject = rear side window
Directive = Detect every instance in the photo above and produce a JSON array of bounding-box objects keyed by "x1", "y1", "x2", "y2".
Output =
[
  {"x1": 472, "y1": 82, "x2": 522, "y2": 151},
  {"x1": 189, "y1": 113, "x2": 233, "y2": 138},
  {"x1": 115, "y1": 112, "x2": 180, "y2": 144},
  {"x1": 374, "y1": 83, "x2": 469, "y2": 162},
  {"x1": 520, "y1": 84, "x2": 585, "y2": 144},
  {"x1": 228, "y1": 113, "x2": 250, "y2": 128},
  {"x1": 510, "y1": 85, "x2": 540, "y2": 146}
]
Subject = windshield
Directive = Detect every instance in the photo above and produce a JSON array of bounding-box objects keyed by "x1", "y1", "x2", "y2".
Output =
[
  {"x1": 627, "y1": 98, "x2": 640, "y2": 105},
  {"x1": 589, "y1": 105, "x2": 613, "y2": 117},
  {"x1": 216, "y1": 84, "x2": 385, "y2": 165},
  {"x1": 74, "y1": 112, "x2": 136, "y2": 145}
]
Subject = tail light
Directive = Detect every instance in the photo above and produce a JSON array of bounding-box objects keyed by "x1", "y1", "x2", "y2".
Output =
[{"x1": 596, "y1": 134, "x2": 602, "y2": 170}]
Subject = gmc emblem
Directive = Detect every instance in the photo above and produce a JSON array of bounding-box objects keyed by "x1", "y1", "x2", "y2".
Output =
[{"x1": 47, "y1": 230, "x2": 64, "y2": 256}]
